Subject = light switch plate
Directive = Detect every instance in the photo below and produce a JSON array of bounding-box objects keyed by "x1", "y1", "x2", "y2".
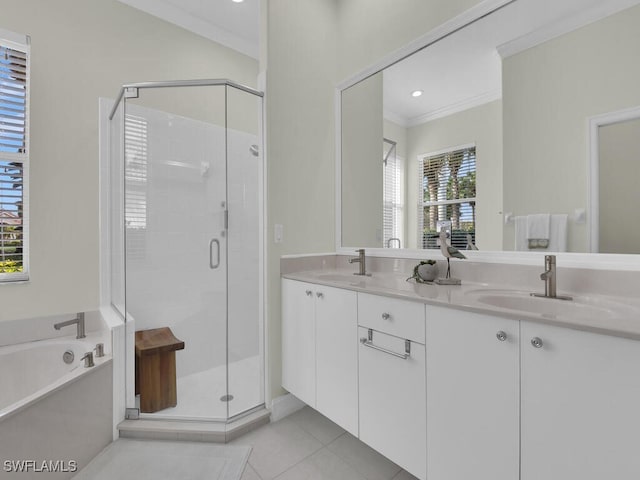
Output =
[{"x1": 274, "y1": 224, "x2": 283, "y2": 243}]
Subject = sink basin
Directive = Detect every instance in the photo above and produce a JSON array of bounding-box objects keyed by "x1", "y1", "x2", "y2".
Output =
[
  {"x1": 466, "y1": 289, "x2": 619, "y2": 320},
  {"x1": 316, "y1": 273, "x2": 365, "y2": 282}
]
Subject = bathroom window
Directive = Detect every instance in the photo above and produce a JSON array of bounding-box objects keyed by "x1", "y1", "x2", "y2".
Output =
[
  {"x1": 418, "y1": 145, "x2": 476, "y2": 250},
  {"x1": 0, "y1": 30, "x2": 29, "y2": 282},
  {"x1": 383, "y1": 138, "x2": 404, "y2": 248}
]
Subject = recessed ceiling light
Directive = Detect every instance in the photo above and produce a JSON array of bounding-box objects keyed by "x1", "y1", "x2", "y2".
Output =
[
  {"x1": 411, "y1": 90, "x2": 423, "y2": 98},
  {"x1": 232, "y1": 0, "x2": 244, "y2": 3}
]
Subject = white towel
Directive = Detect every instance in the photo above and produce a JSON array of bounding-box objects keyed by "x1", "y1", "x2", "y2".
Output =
[
  {"x1": 515, "y1": 216, "x2": 528, "y2": 251},
  {"x1": 547, "y1": 214, "x2": 568, "y2": 252},
  {"x1": 515, "y1": 214, "x2": 568, "y2": 252},
  {"x1": 526, "y1": 214, "x2": 550, "y2": 249}
]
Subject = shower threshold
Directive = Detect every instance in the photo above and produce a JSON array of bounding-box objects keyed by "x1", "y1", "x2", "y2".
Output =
[{"x1": 118, "y1": 405, "x2": 270, "y2": 443}]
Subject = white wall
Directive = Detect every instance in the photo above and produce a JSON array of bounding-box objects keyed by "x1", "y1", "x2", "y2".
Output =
[
  {"x1": 406, "y1": 100, "x2": 503, "y2": 250},
  {"x1": 598, "y1": 117, "x2": 640, "y2": 254},
  {"x1": 266, "y1": 0, "x2": 487, "y2": 398},
  {"x1": 341, "y1": 72, "x2": 384, "y2": 247},
  {"x1": 502, "y1": 4, "x2": 640, "y2": 252},
  {"x1": 0, "y1": 0, "x2": 257, "y2": 322}
]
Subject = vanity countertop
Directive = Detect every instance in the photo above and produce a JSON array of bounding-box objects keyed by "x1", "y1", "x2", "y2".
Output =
[{"x1": 282, "y1": 269, "x2": 640, "y2": 341}]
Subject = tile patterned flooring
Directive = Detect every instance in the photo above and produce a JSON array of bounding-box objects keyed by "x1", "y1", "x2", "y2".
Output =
[{"x1": 232, "y1": 407, "x2": 419, "y2": 480}]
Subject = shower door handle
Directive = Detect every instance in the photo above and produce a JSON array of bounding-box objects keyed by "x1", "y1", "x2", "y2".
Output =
[{"x1": 209, "y1": 238, "x2": 220, "y2": 269}]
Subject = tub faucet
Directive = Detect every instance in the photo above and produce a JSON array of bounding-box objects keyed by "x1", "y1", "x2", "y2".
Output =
[
  {"x1": 54, "y1": 312, "x2": 86, "y2": 339},
  {"x1": 349, "y1": 249, "x2": 369, "y2": 276},
  {"x1": 81, "y1": 351, "x2": 94, "y2": 368},
  {"x1": 532, "y1": 255, "x2": 572, "y2": 301}
]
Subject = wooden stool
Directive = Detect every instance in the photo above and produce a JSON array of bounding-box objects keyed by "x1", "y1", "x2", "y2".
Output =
[{"x1": 135, "y1": 327, "x2": 185, "y2": 413}]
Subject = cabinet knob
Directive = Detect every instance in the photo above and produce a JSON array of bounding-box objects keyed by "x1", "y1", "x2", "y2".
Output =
[
  {"x1": 496, "y1": 331, "x2": 507, "y2": 341},
  {"x1": 531, "y1": 337, "x2": 544, "y2": 349},
  {"x1": 381, "y1": 312, "x2": 391, "y2": 320},
  {"x1": 316, "y1": 292, "x2": 324, "y2": 299},
  {"x1": 305, "y1": 290, "x2": 313, "y2": 297}
]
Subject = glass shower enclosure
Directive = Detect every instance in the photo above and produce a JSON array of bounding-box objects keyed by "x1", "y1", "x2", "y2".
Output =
[{"x1": 109, "y1": 80, "x2": 264, "y2": 421}]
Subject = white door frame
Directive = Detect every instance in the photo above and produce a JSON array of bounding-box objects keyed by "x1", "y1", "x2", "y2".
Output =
[{"x1": 588, "y1": 105, "x2": 640, "y2": 253}]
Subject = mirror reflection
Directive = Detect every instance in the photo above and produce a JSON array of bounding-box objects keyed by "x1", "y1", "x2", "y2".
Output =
[{"x1": 340, "y1": 0, "x2": 640, "y2": 254}]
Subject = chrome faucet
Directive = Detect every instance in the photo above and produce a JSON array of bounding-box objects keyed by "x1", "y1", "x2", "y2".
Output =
[
  {"x1": 349, "y1": 249, "x2": 369, "y2": 276},
  {"x1": 532, "y1": 255, "x2": 572, "y2": 300},
  {"x1": 81, "y1": 351, "x2": 94, "y2": 368},
  {"x1": 54, "y1": 312, "x2": 86, "y2": 339},
  {"x1": 387, "y1": 237, "x2": 401, "y2": 248}
]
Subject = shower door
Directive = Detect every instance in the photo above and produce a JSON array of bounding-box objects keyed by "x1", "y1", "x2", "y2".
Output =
[{"x1": 123, "y1": 85, "x2": 230, "y2": 420}]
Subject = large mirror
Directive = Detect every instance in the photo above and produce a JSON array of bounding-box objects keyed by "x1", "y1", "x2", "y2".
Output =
[{"x1": 339, "y1": 0, "x2": 640, "y2": 255}]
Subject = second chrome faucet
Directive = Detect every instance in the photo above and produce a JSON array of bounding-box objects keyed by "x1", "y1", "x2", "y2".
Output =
[
  {"x1": 349, "y1": 249, "x2": 370, "y2": 276},
  {"x1": 532, "y1": 255, "x2": 572, "y2": 301}
]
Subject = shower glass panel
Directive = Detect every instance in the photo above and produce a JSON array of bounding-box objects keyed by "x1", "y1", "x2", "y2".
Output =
[
  {"x1": 109, "y1": 99, "x2": 125, "y2": 317},
  {"x1": 226, "y1": 86, "x2": 264, "y2": 418},
  {"x1": 115, "y1": 82, "x2": 263, "y2": 421}
]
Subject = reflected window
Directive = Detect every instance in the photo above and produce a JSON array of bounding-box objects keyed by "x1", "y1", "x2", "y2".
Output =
[
  {"x1": 383, "y1": 138, "x2": 403, "y2": 248},
  {"x1": 419, "y1": 145, "x2": 476, "y2": 250}
]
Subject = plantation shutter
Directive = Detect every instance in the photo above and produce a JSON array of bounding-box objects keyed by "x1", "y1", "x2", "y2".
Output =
[
  {"x1": 418, "y1": 145, "x2": 476, "y2": 250},
  {"x1": 0, "y1": 33, "x2": 29, "y2": 281}
]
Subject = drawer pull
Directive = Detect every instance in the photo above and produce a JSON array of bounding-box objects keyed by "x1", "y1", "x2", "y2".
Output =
[
  {"x1": 381, "y1": 312, "x2": 391, "y2": 320},
  {"x1": 360, "y1": 328, "x2": 410, "y2": 359},
  {"x1": 496, "y1": 331, "x2": 507, "y2": 341},
  {"x1": 305, "y1": 290, "x2": 313, "y2": 297},
  {"x1": 316, "y1": 292, "x2": 324, "y2": 299},
  {"x1": 531, "y1": 337, "x2": 544, "y2": 349}
]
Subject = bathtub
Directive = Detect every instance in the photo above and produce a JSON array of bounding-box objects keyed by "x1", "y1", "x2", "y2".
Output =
[
  {"x1": 0, "y1": 333, "x2": 113, "y2": 479},
  {"x1": 0, "y1": 337, "x2": 110, "y2": 419}
]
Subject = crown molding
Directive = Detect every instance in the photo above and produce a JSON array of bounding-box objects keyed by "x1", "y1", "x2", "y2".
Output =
[
  {"x1": 116, "y1": 0, "x2": 258, "y2": 59},
  {"x1": 497, "y1": 0, "x2": 640, "y2": 59},
  {"x1": 406, "y1": 89, "x2": 502, "y2": 127}
]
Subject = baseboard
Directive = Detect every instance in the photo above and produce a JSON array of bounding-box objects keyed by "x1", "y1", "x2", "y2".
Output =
[{"x1": 270, "y1": 393, "x2": 305, "y2": 422}]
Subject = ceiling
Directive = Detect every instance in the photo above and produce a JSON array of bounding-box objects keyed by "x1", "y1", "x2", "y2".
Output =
[
  {"x1": 383, "y1": 0, "x2": 640, "y2": 126},
  {"x1": 116, "y1": 0, "x2": 260, "y2": 59}
]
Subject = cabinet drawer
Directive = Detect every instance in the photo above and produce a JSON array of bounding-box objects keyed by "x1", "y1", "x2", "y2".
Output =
[{"x1": 358, "y1": 293, "x2": 425, "y2": 344}]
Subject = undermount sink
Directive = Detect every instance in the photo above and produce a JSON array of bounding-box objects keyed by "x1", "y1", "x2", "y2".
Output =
[
  {"x1": 466, "y1": 289, "x2": 619, "y2": 320},
  {"x1": 316, "y1": 273, "x2": 366, "y2": 282}
]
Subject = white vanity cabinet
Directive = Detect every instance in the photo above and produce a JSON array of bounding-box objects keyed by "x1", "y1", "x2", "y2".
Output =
[
  {"x1": 358, "y1": 293, "x2": 427, "y2": 480},
  {"x1": 281, "y1": 279, "x2": 316, "y2": 407},
  {"x1": 520, "y1": 321, "x2": 640, "y2": 480},
  {"x1": 281, "y1": 278, "x2": 358, "y2": 433},
  {"x1": 425, "y1": 305, "x2": 519, "y2": 480}
]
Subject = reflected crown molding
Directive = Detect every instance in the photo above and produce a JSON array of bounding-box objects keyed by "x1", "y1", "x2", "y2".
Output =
[
  {"x1": 406, "y1": 89, "x2": 502, "y2": 127},
  {"x1": 384, "y1": 89, "x2": 502, "y2": 127}
]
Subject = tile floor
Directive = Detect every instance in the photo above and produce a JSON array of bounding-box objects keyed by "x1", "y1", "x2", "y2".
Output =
[{"x1": 231, "y1": 407, "x2": 419, "y2": 480}]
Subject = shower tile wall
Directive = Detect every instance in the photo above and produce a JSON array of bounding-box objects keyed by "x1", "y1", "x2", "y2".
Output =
[{"x1": 122, "y1": 103, "x2": 259, "y2": 384}]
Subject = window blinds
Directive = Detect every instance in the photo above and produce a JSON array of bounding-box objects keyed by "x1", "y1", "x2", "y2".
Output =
[
  {"x1": 383, "y1": 139, "x2": 403, "y2": 248},
  {"x1": 418, "y1": 145, "x2": 476, "y2": 249},
  {"x1": 0, "y1": 45, "x2": 27, "y2": 154},
  {"x1": 0, "y1": 39, "x2": 28, "y2": 278}
]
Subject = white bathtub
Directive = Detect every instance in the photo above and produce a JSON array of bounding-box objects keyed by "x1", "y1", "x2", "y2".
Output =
[
  {"x1": 0, "y1": 336, "x2": 110, "y2": 420},
  {"x1": 0, "y1": 332, "x2": 113, "y2": 479}
]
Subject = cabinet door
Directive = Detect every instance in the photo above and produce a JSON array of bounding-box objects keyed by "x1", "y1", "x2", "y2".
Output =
[
  {"x1": 316, "y1": 286, "x2": 358, "y2": 435},
  {"x1": 426, "y1": 306, "x2": 519, "y2": 480},
  {"x1": 281, "y1": 279, "x2": 316, "y2": 407},
  {"x1": 359, "y1": 326, "x2": 426, "y2": 480},
  {"x1": 521, "y1": 322, "x2": 640, "y2": 480}
]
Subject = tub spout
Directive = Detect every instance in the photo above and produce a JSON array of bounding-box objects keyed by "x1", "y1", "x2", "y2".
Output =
[{"x1": 54, "y1": 312, "x2": 86, "y2": 339}]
